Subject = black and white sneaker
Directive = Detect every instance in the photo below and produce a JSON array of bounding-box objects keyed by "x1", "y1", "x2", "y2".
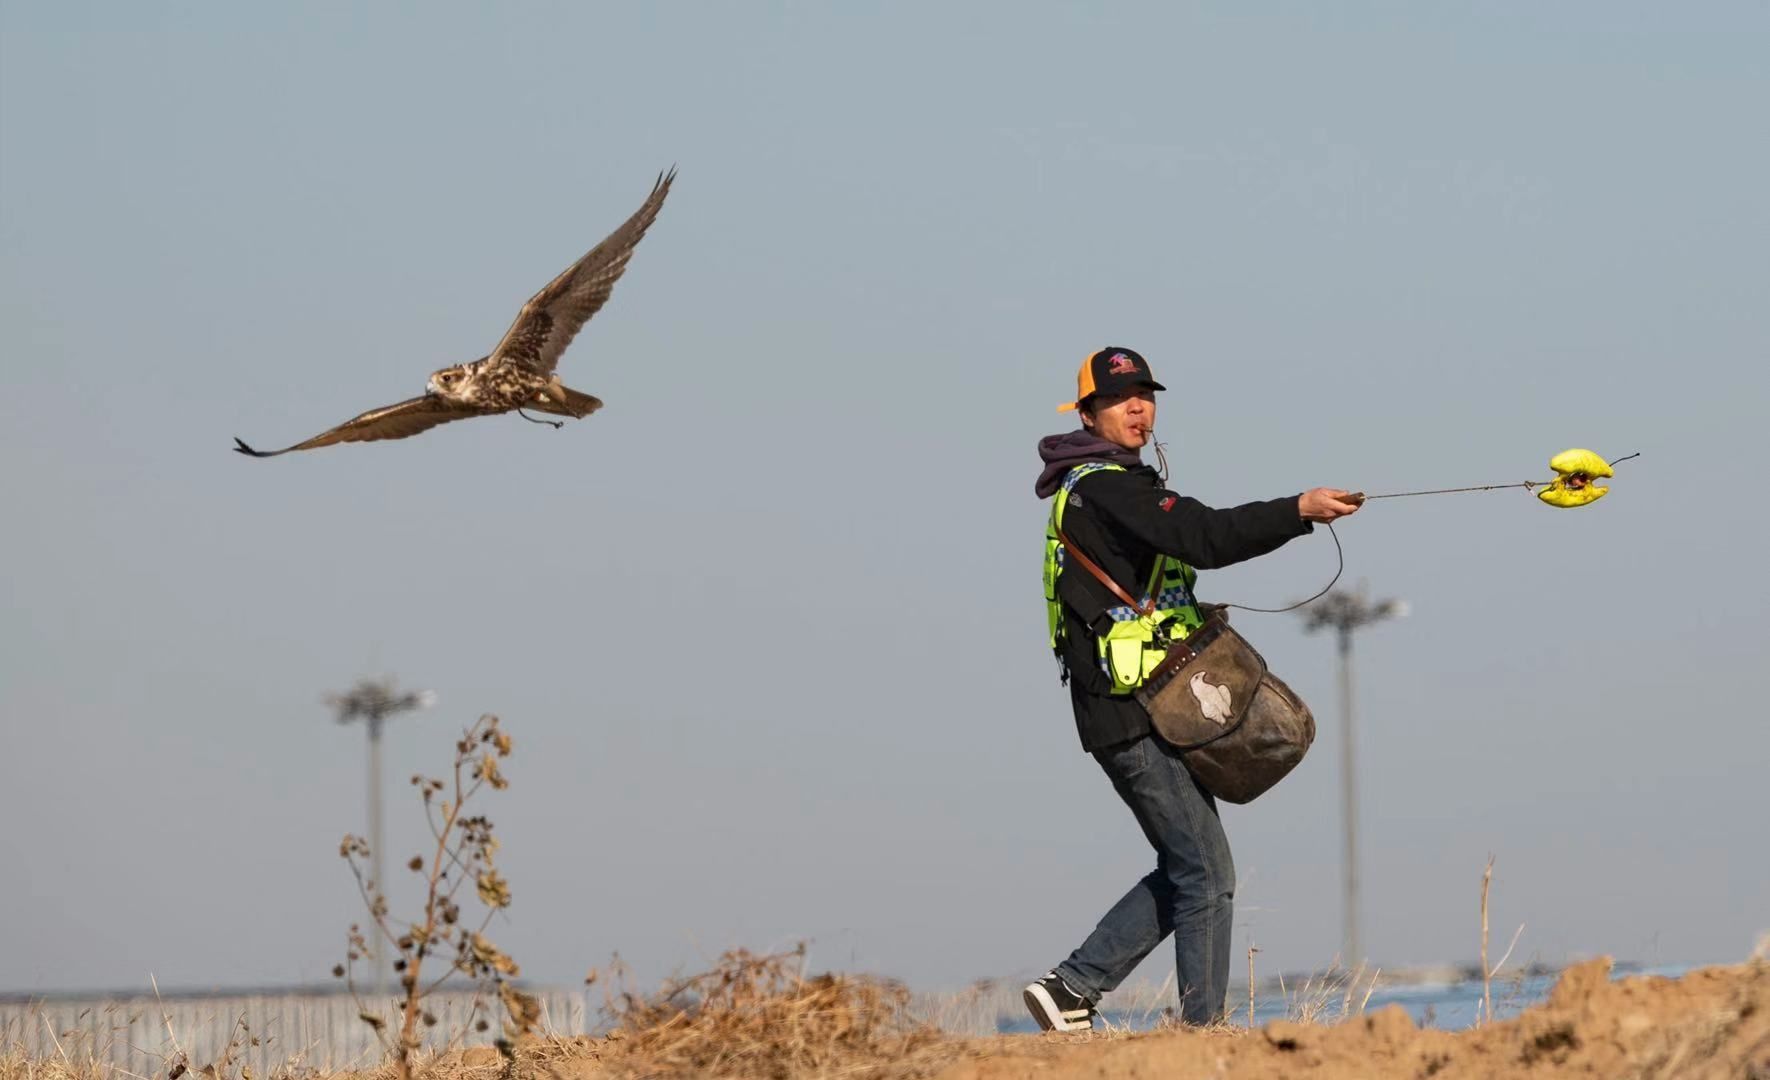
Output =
[{"x1": 1023, "y1": 970, "x2": 1097, "y2": 1032}]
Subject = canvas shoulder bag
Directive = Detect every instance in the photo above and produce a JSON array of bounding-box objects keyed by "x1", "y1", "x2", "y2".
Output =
[{"x1": 1053, "y1": 526, "x2": 1316, "y2": 804}]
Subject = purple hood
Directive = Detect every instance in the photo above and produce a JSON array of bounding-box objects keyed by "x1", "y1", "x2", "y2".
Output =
[{"x1": 1035, "y1": 431, "x2": 1144, "y2": 499}]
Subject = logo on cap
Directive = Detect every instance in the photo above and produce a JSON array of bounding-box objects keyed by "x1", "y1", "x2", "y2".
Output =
[{"x1": 1107, "y1": 352, "x2": 1139, "y2": 375}]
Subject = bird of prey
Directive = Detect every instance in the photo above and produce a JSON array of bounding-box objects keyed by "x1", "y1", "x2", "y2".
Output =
[{"x1": 233, "y1": 169, "x2": 674, "y2": 458}]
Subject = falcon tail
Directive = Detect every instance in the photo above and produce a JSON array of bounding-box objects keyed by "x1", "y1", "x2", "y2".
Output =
[{"x1": 529, "y1": 384, "x2": 603, "y2": 420}]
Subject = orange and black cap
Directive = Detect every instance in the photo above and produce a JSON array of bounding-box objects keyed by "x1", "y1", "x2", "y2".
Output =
[{"x1": 1058, "y1": 347, "x2": 1167, "y2": 412}]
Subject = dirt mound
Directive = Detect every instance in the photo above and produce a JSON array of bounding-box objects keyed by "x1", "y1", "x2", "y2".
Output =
[
  {"x1": 530, "y1": 947, "x2": 951, "y2": 1080},
  {"x1": 936, "y1": 957, "x2": 1769, "y2": 1080},
  {"x1": 400, "y1": 954, "x2": 1767, "y2": 1078}
]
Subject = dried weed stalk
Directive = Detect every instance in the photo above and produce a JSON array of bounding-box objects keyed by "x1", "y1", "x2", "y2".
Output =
[
  {"x1": 1247, "y1": 945, "x2": 1259, "y2": 1029},
  {"x1": 163, "y1": 1013, "x2": 262, "y2": 1080},
  {"x1": 1477, "y1": 854, "x2": 1526, "y2": 1026},
  {"x1": 336, "y1": 714, "x2": 536, "y2": 1080},
  {"x1": 587, "y1": 946, "x2": 951, "y2": 1079}
]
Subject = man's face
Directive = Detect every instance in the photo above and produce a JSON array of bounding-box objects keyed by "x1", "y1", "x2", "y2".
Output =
[{"x1": 1082, "y1": 389, "x2": 1157, "y2": 451}]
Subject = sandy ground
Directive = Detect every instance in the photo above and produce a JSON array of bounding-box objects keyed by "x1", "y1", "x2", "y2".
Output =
[
  {"x1": 928, "y1": 957, "x2": 1768, "y2": 1080},
  {"x1": 447, "y1": 954, "x2": 1770, "y2": 1078}
]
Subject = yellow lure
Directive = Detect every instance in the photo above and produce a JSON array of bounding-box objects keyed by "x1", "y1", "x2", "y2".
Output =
[{"x1": 1536, "y1": 448, "x2": 1614, "y2": 508}]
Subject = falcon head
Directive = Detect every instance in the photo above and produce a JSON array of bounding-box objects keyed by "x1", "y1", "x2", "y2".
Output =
[{"x1": 428, "y1": 364, "x2": 474, "y2": 402}]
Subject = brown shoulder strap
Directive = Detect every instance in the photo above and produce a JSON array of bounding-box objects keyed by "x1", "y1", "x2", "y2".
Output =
[{"x1": 1054, "y1": 526, "x2": 1155, "y2": 618}]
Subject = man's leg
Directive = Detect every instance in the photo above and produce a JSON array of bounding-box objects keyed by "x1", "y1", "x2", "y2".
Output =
[
  {"x1": 1054, "y1": 734, "x2": 1235, "y2": 1025},
  {"x1": 1151, "y1": 738, "x2": 1235, "y2": 1025}
]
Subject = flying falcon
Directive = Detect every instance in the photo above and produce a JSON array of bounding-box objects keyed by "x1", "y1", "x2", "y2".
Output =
[{"x1": 233, "y1": 169, "x2": 675, "y2": 458}]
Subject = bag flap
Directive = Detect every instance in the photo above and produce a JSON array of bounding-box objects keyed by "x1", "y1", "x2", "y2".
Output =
[{"x1": 1136, "y1": 618, "x2": 1269, "y2": 749}]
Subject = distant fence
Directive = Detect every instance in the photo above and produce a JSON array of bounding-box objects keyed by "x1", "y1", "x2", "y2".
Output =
[
  {"x1": 1, "y1": 978, "x2": 1031, "y2": 1075},
  {"x1": 0, "y1": 989, "x2": 597, "y2": 1076}
]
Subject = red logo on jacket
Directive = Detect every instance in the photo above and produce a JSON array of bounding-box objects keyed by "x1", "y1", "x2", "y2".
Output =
[{"x1": 1158, "y1": 496, "x2": 1176, "y2": 512}]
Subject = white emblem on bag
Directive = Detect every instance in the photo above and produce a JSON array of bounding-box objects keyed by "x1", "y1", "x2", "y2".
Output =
[{"x1": 1189, "y1": 672, "x2": 1234, "y2": 724}]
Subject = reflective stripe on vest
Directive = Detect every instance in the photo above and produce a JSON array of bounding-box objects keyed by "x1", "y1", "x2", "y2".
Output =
[{"x1": 1043, "y1": 463, "x2": 1205, "y2": 694}]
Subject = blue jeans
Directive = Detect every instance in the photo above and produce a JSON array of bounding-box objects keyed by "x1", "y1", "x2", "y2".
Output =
[{"x1": 1055, "y1": 732, "x2": 1235, "y2": 1026}]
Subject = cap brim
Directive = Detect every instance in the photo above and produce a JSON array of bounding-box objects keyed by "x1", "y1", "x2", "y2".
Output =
[{"x1": 1062, "y1": 379, "x2": 1165, "y2": 411}]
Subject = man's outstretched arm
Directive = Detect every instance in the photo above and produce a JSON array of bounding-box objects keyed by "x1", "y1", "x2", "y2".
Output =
[{"x1": 1080, "y1": 472, "x2": 1358, "y2": 569}]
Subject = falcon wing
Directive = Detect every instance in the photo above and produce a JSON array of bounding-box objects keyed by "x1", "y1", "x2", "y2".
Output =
[
  {"x1": 233, "y1": 395, "x2": 482, "y2": 458},
  {"x1": 484, "y1": 168, "x2": 674, "y2": 375}
]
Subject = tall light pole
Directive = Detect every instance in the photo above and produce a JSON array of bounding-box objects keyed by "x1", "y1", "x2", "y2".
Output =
[
  {"x1": 1298, "y1": 586, "x2": 1405, "y2": 968},
  {"x1": 326, "y1": 677, "x2": 434, "y2": 995}
]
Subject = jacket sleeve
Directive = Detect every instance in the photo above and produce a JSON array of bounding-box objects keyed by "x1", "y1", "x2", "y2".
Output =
[{"x1": 1078, "y1": 469, "x2": 1312, "y2": 569}]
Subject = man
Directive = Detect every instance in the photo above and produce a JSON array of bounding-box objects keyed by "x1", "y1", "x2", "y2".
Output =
[{"x1": 1026, "y1": 346, "x2": 1361, "y2": 1030}]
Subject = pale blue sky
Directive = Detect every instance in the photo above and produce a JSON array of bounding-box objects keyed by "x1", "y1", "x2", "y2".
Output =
[{"x1": 2, "y1": 2, "x2": 1766, "y2": 996}]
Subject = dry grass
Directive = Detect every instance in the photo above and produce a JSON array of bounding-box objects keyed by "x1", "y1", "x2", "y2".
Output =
[
  {"x1": 551, "y1": 946, "x2": 959, "y2": 1079},
  {"x1": 905, "y1": 982, "x2": 1003, "y2": 1039},
  {"x1": 1278, "y1": 959, "x2": 1382, "y2": 1025},
  {"x1": 0, "y1": 1000, "x2": 314, "y2": 1080},
  {"x1": 1, "y1": 1037, "x2": 105, "y2": 1080},
  {"x1": 0, "y1": 1050, "x2": 97, "y2": 1080}
]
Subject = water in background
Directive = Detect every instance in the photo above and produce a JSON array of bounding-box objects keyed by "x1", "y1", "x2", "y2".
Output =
[{"x1": 995, "y1": 964, "x2": 1691, "y2": 1034}]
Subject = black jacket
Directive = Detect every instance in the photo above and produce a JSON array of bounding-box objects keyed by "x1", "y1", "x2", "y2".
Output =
[{"x1": 1048, "y1": 459, "x2": 1311, "y2": 752}]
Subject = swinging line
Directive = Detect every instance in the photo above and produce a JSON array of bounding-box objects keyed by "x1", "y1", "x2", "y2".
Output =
[
  {"x1": 1218, "y1": 522, "x2": 1346, "y2": 615},
  {"x1": 1360, "y1": 451, "x2": 1639, "y2": 500},
  {"x1": 1151, "y1": 437, "x2": 1340, "y2": 616},
  {"x1": 1156, "y1": 451, "x2": 1639, "y2": 617}
]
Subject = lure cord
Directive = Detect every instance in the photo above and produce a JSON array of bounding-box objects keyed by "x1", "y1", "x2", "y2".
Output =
[
  {"x1": 1212, "y1": 453, "x2": 1636, "y2": 614},
  {"x1": 1361, "y1": 481, "x2": 1537, "y2": 499},
  {"x1": 1217, "y1": 522, "x2": 1344, "y2": 615},
  {"x1": 1360, "y1": 452, "x2": 1639, "y2": 501},
  {"x1": 1158, "y1": 431, "x2": 1343, "y2": 615},
  {"x1": 1148, "y1": 433, "x2": 1336, "y2": 615}
]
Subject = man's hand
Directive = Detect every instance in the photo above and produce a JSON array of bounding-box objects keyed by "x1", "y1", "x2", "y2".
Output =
[{"x1": 1299, "y1": 488, "x2": 1363, "y2": 523}]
